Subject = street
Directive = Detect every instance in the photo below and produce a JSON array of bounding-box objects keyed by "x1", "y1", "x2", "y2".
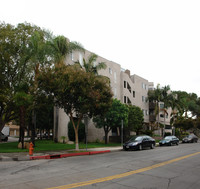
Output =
[{"x1": 0, "y1": 143, "x2": 200, "y2": 189}]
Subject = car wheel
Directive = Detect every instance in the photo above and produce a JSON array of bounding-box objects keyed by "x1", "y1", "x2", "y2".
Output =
[
  {"x1": 138, "y1": 144, "x2": 142, "y2": 150},
  {"x1": 150, "y1": 143, "x2": 155, "y2": 149}
]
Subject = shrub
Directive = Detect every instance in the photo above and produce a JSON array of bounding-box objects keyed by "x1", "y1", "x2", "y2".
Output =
[{"x1": 140, "y1": 130, "x2": 153, "y2": 136}]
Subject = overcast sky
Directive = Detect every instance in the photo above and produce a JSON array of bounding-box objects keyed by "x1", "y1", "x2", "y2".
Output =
[{"x1": 1, "y1": 0, "x2": 200, "y2": 96}]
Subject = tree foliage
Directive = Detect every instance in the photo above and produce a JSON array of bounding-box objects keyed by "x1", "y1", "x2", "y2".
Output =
[
  {"x1": 93, "y1": 99, "x2": 129, "y2": 144},
  {"x1": 38, "y1": 64, "x2": 113, "y2": 149},
  {"x1": 127, "y1": 105, "x2": 144, "y2": 135}
]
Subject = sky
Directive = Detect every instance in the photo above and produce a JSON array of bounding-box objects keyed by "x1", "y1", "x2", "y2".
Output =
[{"x1": 1, "y1": 0, "x2": 200, "y2": 96}]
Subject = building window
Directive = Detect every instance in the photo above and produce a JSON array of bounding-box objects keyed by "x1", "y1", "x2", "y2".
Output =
[
  {"x1": 114, "y1": 87, "x2": 117, "y2": 98},
  {"x1": 124, "y1": 81, "x2": 126, "y2": 88},
  {"x1": 124, "y1": 96, "x2": 126, "y2": 103},
  {"x1": 160, "y1": 103, "x2": 164, "y2": 109},
  {"x1": 127, "y1": 97, "x2": 131, "y2": 104},
  {"x1": 142, "y1": 109, "x2": 145, "y2": 116},
  {"x1": 70, "y1": 52, "x2": 74, "y2": 61},
  {"x1": 109, "y1": 68, "x2": 112, "y2": 74},
  {"x1": 142, "y1": 96, "x2": 145, "y2": 102},
  {"x1": 145, "y1": 110, "x2": 149, "y2": 116},
  {"x1": 142, "y1": 83, "x2": 145, "y2": 89},
  {"x1": 79, "y1": 52, "x2": 83, "y2": 66},
  {"x1": 127, "y1": 82, "x2": 131, "y2": 93},
  {"x1": 133, "y1": 91, "x2": 135, "y2": 98},
  {"x1": 114, "y1": 72, "x2": 117, "y2": 83}
]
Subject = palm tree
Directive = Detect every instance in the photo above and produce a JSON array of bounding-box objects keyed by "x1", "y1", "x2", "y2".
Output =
[
  {"x1": 75, "y1": 53, "x2": 107, "y2": 75},
  {"x1": 51, "y1": 36, "x2": 84, "y2": 65},
  {"x1": 148, "y1": 84, "x2": 162, "y2": 131},
  {"x1": 161, "y1": 85, "x2": 173, "y2": 136},
  {"x1": 50, "y1": 35, "x2": 84, "y2": 142}
]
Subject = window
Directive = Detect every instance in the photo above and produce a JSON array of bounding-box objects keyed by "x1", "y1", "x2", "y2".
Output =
[
  {"x1": 127, "y1": 82, "x2": 131, "y2": 93},
  {"x1": 145, "y1": 110, "x2": 149, "y2": 116},
  {"x1": 124, "y1": 81, "x2": 126, "y2": 88},
  {"x1": 160, "y1": 103, "x2": 164, "y2": 109},
  {"x1": 127, "y1": 97, "x2": 131, "y2": 104},
  {"x1": 114, "y1": 87, "x2": 117, "y2": 98},
  {"x1": 79, "y1": 52, "x2": 83, "y2": 66},
  {"x1": 142, "y1": 83, "x2": 145, "y2": 89},
  {"x1": 109, "y1": 68, "x2": 112, "y2": 74},
  {"x1": 124, "y1": 96, "x2": 127, "y2": 103},
  {"x1": 70, "y1": 52, "x2": 74, "y2": 61},
  {"x1": 142, "y1": 96, "x2": 145, "y2": 102},
  {"x1": 133, "y1": 91, "x2": 135, "y2": 98},
  {"x1": 114, "y1": 72, "x2": 117, "y2": 83}
]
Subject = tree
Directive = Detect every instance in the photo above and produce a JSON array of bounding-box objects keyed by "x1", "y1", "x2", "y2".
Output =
[
  {"x1": 38, "y1": 64, "x2": 113, "y2": 150},
  {"x1": 0, "y1": 22, "x2": 52, "y2": 133},
  {"x1": 127, "y1": 105, "x2": 144, "y2": 135},
  {"x1": 93, "y1": 99, "x2": 129, "y2": 144},
  {"x1": 76, "y1": 53, "x2": 106, "y2": 75},
  {"x1": 50, "y1": 35, "x2": 84, "y2": 142}
]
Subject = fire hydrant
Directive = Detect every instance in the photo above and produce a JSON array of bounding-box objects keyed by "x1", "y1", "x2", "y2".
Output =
[{"x1": 29, "y1": 142, "x2": 34, "y2": 156}]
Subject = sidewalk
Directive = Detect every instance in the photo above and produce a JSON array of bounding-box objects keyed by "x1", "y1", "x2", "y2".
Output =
[{"x1": 0, "y1": 146, "x2": 123, "y2": 162}]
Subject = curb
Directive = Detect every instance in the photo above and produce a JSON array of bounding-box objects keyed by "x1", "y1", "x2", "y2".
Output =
[{"x1": 30, "y1": 150, "x2": 111, "y2": 160}]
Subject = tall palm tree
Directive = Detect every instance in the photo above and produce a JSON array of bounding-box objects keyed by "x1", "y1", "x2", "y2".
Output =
[
  {"x1": 50, "y1": 35, "x2": 84, "y2": 142},
  {"x1": 51, "y1": 36, "x2": 84, "y2": 65},
  {"x1": 161, "y1": 85, "x2": 173, "y2": 136},
  {"x1": 76, "y1": 53, "x2": 107, "y2": 75}
]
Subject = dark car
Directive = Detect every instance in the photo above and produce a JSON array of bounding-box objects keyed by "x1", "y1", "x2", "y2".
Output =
[
  {"x1": 182, "y1": 134, "x2": 198, "y2": 143},
  {"x1": 0, "y1": 132, "x2": 8, "y2": 142},
  {"x1": 123, "y1": 135, "x2": 155, "y2": 151},
  {"x1": 159, "y1": 136, "x2": 179, "y2": 146}
]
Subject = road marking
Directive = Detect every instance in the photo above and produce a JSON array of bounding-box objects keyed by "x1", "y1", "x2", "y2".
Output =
[{"x1": 47, "y1": 151, "x2": 200, "y2": 189}]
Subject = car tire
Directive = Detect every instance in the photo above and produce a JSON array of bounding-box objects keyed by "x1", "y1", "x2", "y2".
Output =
[
  {"x1": 150, "y1": 143, "x2": 155, "y2": 149},
  {"x1": 138, "y1": 144, "x2": 142, "y2": 151}
]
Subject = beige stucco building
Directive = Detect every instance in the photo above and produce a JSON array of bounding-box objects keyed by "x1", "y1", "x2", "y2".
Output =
[{"x1": 54, "y1": 49, "x2": 171, "y2": 142}]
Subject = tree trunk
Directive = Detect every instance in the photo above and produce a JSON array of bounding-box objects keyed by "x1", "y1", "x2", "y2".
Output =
[
  {"x1": 20, "y1": 106, "x2": 26, "y2": 149},
  {"x1": 104, "y1": 126, "x2": 109, "y2": 144},
  {"x1": 75, "y1": 128, "x2": 79, "y2": 150}
]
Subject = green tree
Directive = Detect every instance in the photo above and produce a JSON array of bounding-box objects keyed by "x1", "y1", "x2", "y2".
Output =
[
  {"x1": 38, "y1": 64, "x2": 113, "y2": 150},
  {"x1": 76, "y1": 53, "x2": 106, "y2": 75},
  {"x1": 127, "y1": 105, "x2": 144, "y2": 135},
  {"x1": 0, "y1": 22, "x2": 52, "y2": 133},
  {"x1": 93, "y1": 99, "x2": 129, "y2": 144}
]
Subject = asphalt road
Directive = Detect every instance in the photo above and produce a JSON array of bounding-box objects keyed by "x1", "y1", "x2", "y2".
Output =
[{"x1": 0, "y1": 143, "x2": 200, "y2": 189}]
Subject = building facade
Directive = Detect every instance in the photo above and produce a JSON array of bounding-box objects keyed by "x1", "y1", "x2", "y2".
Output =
[{"x1": 54, "y1": 49, "x2": 171, "y2": 142}]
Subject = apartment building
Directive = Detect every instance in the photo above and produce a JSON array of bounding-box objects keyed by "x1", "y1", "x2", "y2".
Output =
[{"x1": 54, "y1": 49, "x2": 171, "y2": 142}]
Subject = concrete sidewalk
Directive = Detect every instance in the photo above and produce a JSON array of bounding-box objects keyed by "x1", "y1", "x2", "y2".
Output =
[{"x1": 0, "y1": 146, "x2": 123, "y2": 162}]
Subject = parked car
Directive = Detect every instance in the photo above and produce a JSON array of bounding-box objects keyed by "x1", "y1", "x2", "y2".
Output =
[
  {"x1": 159, "y1": 136, "x2": 179, "y2": 146},
  {"x1": 123, "y1": 135, "x2": 155, "y2": 151},
  {"x1": 0, "y1": 132, "x2": 8, "y2": 142},
  {"x1": 182, "y1": 134, "x2": 198, "y2": 143}
]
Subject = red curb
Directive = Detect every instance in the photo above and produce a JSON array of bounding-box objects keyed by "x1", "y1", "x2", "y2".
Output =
[
  {"x1": 30, "y1": 150, "x2": 111, "y2": 160},
  {"x1": 61, "y1": 152, "x2": 90, "y2": 158},
  {"x1": 89, "y1": 150, "x2": 110, "y2": 155},
  {"x1": 30, "y1": 155, "x2": 50, "y2": 160}
]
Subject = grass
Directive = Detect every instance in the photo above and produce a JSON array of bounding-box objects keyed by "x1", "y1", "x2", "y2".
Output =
[{"x1": 0, "y1": 140, "x2": 121, "y2": 153}]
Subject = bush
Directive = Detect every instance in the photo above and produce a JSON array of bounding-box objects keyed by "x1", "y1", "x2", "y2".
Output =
[
  {"x1": 68, "y1": 120, "x2": 85, "y2": 142},
  {"x1": 140, "y1": 130, "x2": 153, "y2": 136},
  {"x1": 164, "y1": 132, "x2": 171, "y2": 137}
]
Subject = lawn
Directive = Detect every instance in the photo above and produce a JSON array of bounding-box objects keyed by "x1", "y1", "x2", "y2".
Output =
[{"x1": 0, "y1": 140, "x2": 121, "y2": 153}]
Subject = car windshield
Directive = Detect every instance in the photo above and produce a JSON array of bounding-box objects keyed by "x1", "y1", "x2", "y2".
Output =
[
  {"x1": 129, "y1": 136, "x2": 143, "y2": 142},
  {"x1": 164, "y1": 136, "x2": 172, "y2": 140},
  {"x1": 187, "y1": 135, "x2": 193, "y2": 138}
]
